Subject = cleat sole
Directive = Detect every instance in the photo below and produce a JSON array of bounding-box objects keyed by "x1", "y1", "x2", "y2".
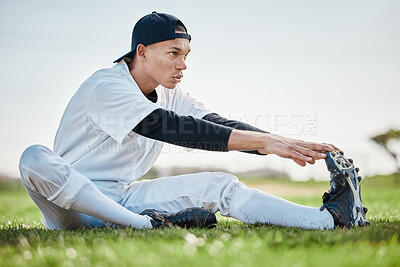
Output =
[{"x1": 325, "y1": 151, "x2": 369, "y2": 227}]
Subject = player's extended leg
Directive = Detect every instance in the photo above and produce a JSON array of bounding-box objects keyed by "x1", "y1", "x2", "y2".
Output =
[
  {"x1": 19, "y1": 145, "x2": 152, "y2": 229},
  {"x1": 120, "y1": 172, "x2": 334, "y2": 230},
  {"x1": 233, "y1": 186, "x2": 334, "y2": 229}
]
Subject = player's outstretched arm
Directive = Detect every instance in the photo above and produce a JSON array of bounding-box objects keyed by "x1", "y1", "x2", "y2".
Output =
[
  {"x1": 227, "y1": 129, "x2": 336, "y2": 166},
  {"x1": 202, "y1": 112, "x2": 267, "y2": 155},
  {"x1": 133, "y1": 108, "x2": 338, "y2": 165}
]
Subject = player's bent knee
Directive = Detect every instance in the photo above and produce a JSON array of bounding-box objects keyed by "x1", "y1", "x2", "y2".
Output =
[
  {"x1": 19, "y1": 144, "x2": 50, "y2": 169},
  {"x1": 19, "y1": 144, "x2": 69, "y2": 195}
]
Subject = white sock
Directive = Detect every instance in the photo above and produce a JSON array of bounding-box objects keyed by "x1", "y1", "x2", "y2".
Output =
[{"x1": 231, "y1": 187, "x2": 334, "y2": 230}]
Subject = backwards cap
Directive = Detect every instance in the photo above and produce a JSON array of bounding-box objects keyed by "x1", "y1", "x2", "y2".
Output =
[{"x1": 113, "y1": 11, "x2": 191, "y2": 63}]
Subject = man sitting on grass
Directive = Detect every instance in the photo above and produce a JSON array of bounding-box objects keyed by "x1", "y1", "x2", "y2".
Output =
[{"x1": 19, "y1": 12, "x2": 367, "y2": 230}]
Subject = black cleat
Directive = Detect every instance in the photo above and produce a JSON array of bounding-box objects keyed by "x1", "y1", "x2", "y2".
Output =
[
  {"x1": 140, "y1": 207, "x2": 217, "y2": 229},
  {"x1": 320, "y1": 150, "x2": 369, "y2": 228}
]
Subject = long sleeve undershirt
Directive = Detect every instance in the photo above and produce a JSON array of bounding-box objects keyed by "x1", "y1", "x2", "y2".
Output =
[
  {"x1": 132, "y1": 91, "x2": 268, "y2": 155},
  {"x1": 202, "y1": 113, "x2": 268, "y2": 155},
  {"x1": 133, "y1": 108, "x2": 233, "y2": 152}
]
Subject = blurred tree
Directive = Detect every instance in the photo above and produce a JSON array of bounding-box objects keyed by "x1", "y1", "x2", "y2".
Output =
[{"x1": 371, "y1": 129, "x2": 400, "y2": 172}]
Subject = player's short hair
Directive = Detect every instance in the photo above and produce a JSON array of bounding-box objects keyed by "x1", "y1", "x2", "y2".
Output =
[{"x1": 175, "y1": 21, "x2": 187, "y2": 33}]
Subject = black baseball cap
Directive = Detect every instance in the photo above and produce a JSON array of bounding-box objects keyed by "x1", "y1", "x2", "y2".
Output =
[{"x1": 113, "y1": 11, "x2": 191, "y2": 63}]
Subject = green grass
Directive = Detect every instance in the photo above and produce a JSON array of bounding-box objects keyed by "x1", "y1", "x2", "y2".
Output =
[{"x1": 1, "y1": 174, "x2": 399, "y2": 267}]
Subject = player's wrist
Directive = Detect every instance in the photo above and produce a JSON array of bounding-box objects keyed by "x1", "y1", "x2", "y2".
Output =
[
  {"x1": 258, "y1": 133, "x2": 279, "y2": 155},
  {"x1": 228, "y1": 129, "x2": 265, "y2": 152}
]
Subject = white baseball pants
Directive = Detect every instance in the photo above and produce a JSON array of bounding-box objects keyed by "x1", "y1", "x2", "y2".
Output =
[{"x1": 19, "y1": 145, "x2": 334, "y2": 230}]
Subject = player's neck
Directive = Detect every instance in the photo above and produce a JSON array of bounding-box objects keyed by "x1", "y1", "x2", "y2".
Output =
[{"x1": 129, "y1": 63, "x2": 159, "y2": 95}]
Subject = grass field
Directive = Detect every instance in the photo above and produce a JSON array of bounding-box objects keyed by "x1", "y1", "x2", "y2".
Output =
[{"x1": 1, "y1": 174, "x2": 399, "y2": 267}]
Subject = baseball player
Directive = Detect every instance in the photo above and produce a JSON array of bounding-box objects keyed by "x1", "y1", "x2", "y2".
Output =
[{"x1": 19, "y1": 12, "x2": 367, "y2": 230}]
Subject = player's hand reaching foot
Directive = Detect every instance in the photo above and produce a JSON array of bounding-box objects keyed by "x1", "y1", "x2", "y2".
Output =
[
  {"x1": 227, "y1": 130, "x2": 340, "y2": 167},
  {"x1": 259, "y1": 134, "x2": 338, "y2": 166}
]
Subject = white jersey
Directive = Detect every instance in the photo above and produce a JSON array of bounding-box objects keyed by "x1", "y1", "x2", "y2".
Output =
[{"x1": 54, "y1": 60, "x2": 211, "y2": 184}]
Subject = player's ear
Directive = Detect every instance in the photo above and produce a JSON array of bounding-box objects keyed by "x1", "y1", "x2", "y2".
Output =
[{"x1": 136, "y1": 44, "x2": 147, "y2": 60}]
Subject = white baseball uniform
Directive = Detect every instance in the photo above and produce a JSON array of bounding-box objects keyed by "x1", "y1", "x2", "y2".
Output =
[{"x1": 19, "y1": 60, "x2": 334, "y2": 230}]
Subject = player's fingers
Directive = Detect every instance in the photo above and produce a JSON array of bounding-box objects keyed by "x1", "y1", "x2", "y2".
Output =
[
  {"x1": 293, "y1": 145, "x2": 325, "y2": 161},
  {"x1": 325, "y1": 143, "x2": 342, "y2": 153},
  {"x1": 288, "y1": 149, "x2": 314, "y2": 164},
  {"x1": 314, "y1": 144, "x2": 342, "y2": 155},
  {"x1": 298, "y1": 141, "x2": 334, "y2": 152},
  {"x1": 276, "y1": 136, "x2": 333, "y2": 153}
]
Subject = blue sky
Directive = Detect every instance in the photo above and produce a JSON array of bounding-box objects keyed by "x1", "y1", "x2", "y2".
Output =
[{"x1": 1, "y1": 0, "x2": 399, "y2": 180}]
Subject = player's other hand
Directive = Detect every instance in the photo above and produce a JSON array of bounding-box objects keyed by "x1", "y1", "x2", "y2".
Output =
[{"x1": 258, "y1": 134, "x2": 340, "y2": 166}]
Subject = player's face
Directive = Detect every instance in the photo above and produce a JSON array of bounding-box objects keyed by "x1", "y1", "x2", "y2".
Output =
[{"x1": 144, "y1": 33, "x2": 190, "y2": 89}]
